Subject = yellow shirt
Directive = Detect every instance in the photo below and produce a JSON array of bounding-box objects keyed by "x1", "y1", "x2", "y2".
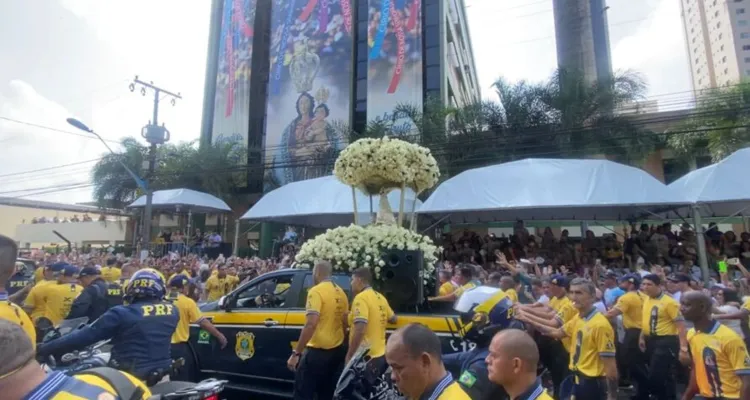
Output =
[
  {"x1": 306, "y1": 280, "x2": 349, "y2": 350},
  {"x1": 454, "y1": 281, "x2": 478, "y2": 298},
  {"x1": 43, "y1": 283, "x2": 83, "y2": 325},
  {"x1": 69, "y1": 371, "x2": 152, "y2": 399},
  {"x1": 614, "y1": 291, "x2": 643, "y2": 330},
  {"x1": 34, "y1": 267, "x2": 44, "y2": 284},
  {"x1": 550, "y1": 295, "x2": 577, "y2": 350},
  {"x1": 169, "y1": 293, "x2": 204, "y2": 344},
  {"x1": 642, "y1": 292, "x2": 683, "y2": 336},
  {"x1": 100, "y1": 266, "x2": 122, "y2": 283},
  {"x1": 505, "y1": 288, "x2": 519, "y2": 304},
  {"x1": 0, "y1": 298, "x2": 36, "y2": 349},
  {"x1": 24, "y1": 280, "x2": 55, "y2": 321},
  {"x1": 687, "y1": 322, "x2": 750, "y2": 399},
  {"x1": 438, "y1": 281, "x2": 455, "y2": 296},
  {"x1": 205, "y1": 275, "x2": 231, "y2": 302},
  {"x1": 350, "y1": 287, "x2": 395, "y2": 358},
  {"x1": 228, "y1": 275, "x2": 241, "y2": 291},
  {"x1": 562, "y1": 308, "x2": 616, "y2": 377}
]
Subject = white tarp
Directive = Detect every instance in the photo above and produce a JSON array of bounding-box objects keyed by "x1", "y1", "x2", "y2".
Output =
[
  {"x1": 669, "y1": 148, "x2": 750, "y2": 217},
  {"x1": 128, "y1": 188, "x2": 232, "y2": 213},
  {"x1": 418, "y1": 158, "x2": 686, "y2": 222},
  {"x1": 242, "y1": 176, "x2": 421, "y2": 227}
]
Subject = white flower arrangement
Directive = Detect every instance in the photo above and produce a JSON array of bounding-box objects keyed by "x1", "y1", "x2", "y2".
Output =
[
  {"x1": 333, "y1": 136, "x2": 440, "y2": 194},
  {"x1": 294, "y1": 224, "x2": 440, "y2": 284}
]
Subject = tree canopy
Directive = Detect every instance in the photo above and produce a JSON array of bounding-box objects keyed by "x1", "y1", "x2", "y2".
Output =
[{"x1": 667, "y1": 82, "x2": 750, "y2": 162}]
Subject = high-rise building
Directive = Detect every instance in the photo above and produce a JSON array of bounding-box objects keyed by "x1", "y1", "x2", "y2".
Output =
[
  {"x1": 199, "y1": 0, "x2": 480, "y2": 192},
  {"x1": 552, "y1": 0, "x2": 613, "y2": 83},
  {"x1": 681, "y1": 0, "x2": 750, "y2": 90}
]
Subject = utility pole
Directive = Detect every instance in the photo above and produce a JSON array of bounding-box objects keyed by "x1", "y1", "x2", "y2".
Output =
[{"x1": 129, "y1": 76, "x2": 181, "y2": 257}]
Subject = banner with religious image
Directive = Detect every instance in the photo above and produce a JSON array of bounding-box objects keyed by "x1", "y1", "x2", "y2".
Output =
[
  {"x1": 212, "y1": 0, "x2": 257, "y2": 145},
  {"x1": 263, "y1": 0, "x2": 354, "y2": 191},
  {"x1": 366, "y1": 0, "x2": 423, "y2": 136}
]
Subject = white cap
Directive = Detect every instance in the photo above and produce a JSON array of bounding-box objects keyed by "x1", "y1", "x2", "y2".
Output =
[{"x1": 454, "y1": 286, "x2": 502, "y2": 313}]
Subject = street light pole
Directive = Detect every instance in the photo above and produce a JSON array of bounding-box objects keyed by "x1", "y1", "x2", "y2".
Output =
[
  {"x1": 66, "y1": 117, "x2": 148, "y2": 242},
  {"x1": 129, "y1": 76, "x2": 181, "y2": 255}
]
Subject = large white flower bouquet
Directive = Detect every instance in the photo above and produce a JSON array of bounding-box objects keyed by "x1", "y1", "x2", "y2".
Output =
[
  {"x1": 295, "y1": 224, "x2": 440, "y2": 283},
  {"x1": 333, "y1": 136, "x2": 440, "y2": 195}
]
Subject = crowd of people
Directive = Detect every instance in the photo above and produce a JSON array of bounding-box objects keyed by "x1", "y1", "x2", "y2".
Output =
[
  {"x1": 27, "y1": 214, "x2": 102, "y2": 224},
  {"x1": 4, "y1": 217, "x2": 750, "y2": 399}
]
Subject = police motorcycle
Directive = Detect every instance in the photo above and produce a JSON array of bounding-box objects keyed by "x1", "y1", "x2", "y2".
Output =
[
  {"x1": 39, "y1": 317, "x2": 112, "y2": 374},
  {"x1": 445, "y1": 285, "x2": 523, "y2": 400},
  {"x1": 37, "y1": 301, "x2": 228, "y2": 399},
  {"x1": 334, "y1": 346, "x2": 401, "y2": 400},
  {"x1": 334, "y1": 285, "x2": 523, "y2": 400}
]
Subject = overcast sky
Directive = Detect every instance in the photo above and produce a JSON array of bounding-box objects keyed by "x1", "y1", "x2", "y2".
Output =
[{"x1": 0, "y1": 0, "x2": 691, "y2": 204}]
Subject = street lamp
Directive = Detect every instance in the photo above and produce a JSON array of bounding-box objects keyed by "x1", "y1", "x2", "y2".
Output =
[{"x1": 66, "y1": 118, "x2": 151, "y2": 252}]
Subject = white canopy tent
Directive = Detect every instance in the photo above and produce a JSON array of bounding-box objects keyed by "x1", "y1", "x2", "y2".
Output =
[
  {"x1": 668, "y1": 148, "x2": 750, "y2": 279},
  {"x1": 242, "y1": 175, "x2": 422, "y2": 228},
  {"x1": 128, "y1": 188, "x2": 232, "y2": 238},
  {"x1": 669, "y1": 148, "x2": 750, "y2": 218},
  {"x1": 418, "y1": 158, "x2": 687, "y2": 223}
]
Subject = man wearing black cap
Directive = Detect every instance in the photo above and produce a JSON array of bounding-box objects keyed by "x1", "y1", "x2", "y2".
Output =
[
  {"x1": 66, "y1": 267, "x2": 110, "y2": 321},
  {"x1": 666, "y1": 273, "x2": 693, "y2": 303},
  {"x1": 516, "y1": 274, "x2": 575, "y2": 397},
  {"x1": 638, "y1": 273, "x2": 688, "y2": 400},
  {"x1": 606, "y1": 273, "x2": 647, "y2": 399}
]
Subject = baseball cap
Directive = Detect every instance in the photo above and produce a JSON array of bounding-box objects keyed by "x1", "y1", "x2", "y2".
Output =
[
  {"x1": 169, "y1": 275, "x2": 190, "y2": 289},
  {"x1": 667, "y1": 273, "x2": 691, "y2": 283},
  {"x1": 550, "y1": 274, "x2": 568, "y2": 289},
  {"x1": 62, "y1": 265, "x2": 80, "y2": 277},
  {"x1": 78, "y1": 267, "x2": 101, "y2": 278},
  {"x1": 619, "y1": 273, "x2": 641, "y2": 285},
  {"x1": 604, "y1": 271, "x2": 619, "y2": 280},
  {"x1": 47, "y1": 262, "x2": 67, "y2": 273}
]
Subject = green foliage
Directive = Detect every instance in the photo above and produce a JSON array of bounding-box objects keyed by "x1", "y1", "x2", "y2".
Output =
[
  {"x1": 667, "y1": 82, "x2": 750, "y2": 162},
  {"x1": 91, "y1": 138, "x2": 248, "y2": 211}
]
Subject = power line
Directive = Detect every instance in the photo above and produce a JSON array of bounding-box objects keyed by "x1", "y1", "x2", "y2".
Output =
[
  {"x1": 0, "y1": 159, "x2": 101, "y2": 178},
  {"x1": 0, "y1": 117, "x2": 122, "y2": 144}
]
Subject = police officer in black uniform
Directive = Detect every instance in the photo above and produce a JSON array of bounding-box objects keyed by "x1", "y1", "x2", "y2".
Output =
[
  {"x1": 5, "y1": 262, "x2": 32, "y2": 297},
  {"x1": 38, "y1": 269, "x2": 179, "y2": 381},
  {"x1": 65, "y1": 267, "x2": 110, "y2": 321},
  {"x1": 444, "y1": 285, "x2": 522, "y2": 400}
]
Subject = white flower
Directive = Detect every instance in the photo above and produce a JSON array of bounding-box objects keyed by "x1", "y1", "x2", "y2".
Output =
[
  {"x1": 333, "y1": 137, "x2": 440, "y2": 194},
  {"x1": 295, "y1": 224, "x2": 440, "y2": 285}
]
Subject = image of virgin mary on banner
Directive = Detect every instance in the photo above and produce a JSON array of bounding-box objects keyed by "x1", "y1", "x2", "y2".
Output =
[
  {"x1": 366, "y1": 0, "x2": 423, "y2": 136},
  {"x1": 264, "y1": 0, "x2": 354, "y2": 191}
]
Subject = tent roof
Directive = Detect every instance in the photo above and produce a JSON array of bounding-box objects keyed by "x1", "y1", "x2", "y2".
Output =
[
  {"x1": 242, "y1": 176, "x2": 421, "y2": 228},
  {"x1": 669, "y1": 147, "x2": 750, "y2": 217},
  {"x1": 128, "y1": 188, "x2": 232, "y2": 213},
  {"x1": 418, "y1": 158, "x2": 686, "y2": 222}
]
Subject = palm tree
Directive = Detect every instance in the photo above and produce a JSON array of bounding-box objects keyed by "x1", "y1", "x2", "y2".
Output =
[
  {"x1": 667, "y1": 82, "x2": 750, "y2": 162},
  {"x1": 91, "y1": 137, "x2": 249, "y2": 212},
  {"x1": 502, "y1": 68, "x2": 657, "y2": 162},
  {"x1": 91, "y1": 137, "x2": 148, "y2": 209}
]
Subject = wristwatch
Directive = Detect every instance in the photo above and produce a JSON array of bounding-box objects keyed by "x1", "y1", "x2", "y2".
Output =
[{"x1": 292, "y1": 350, "x2": 301, "y2": 357}]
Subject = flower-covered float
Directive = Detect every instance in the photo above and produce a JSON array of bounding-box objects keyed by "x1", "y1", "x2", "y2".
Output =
[{"x1": 295, "y1": 137, "x2": 441, "y2": 302}]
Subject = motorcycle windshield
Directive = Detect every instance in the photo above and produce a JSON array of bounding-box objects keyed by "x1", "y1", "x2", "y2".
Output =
[{"x1": 56, "y1": 317, "x2": 89, "y2": 336}]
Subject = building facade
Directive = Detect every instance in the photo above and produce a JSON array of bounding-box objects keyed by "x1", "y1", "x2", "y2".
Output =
[
  {"x1": 199, "y1": 0, "x2": 480, "y2": 192},
  {"x1": 552, "y1": 0, "x2": 613, "y2": 83},
  {"x1": 681, "y1": 0, "x2": 750, "y2": 90}
]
